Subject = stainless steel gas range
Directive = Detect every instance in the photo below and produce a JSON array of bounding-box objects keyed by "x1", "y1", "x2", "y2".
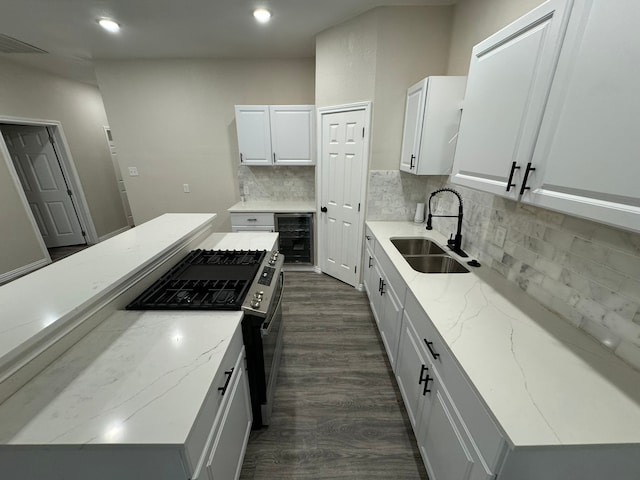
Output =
[{"x1": 126, "y1": 248, "x2": 285, "y2": 429}]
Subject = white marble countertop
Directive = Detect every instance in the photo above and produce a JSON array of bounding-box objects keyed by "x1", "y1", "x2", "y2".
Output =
[
  {"x1": 367, "y1": 221, "x2": 640, "y2": 448},
  {"x1": 0, "y1": 230, "x2": 278, "y2": 446},
  {"x1": 0, "y1": 311, "x2": 241, "y2": 445},
  {"x1": 0, "y1": 213, "x2": 216, "y2": 372},
  {"x1": 228, "y1": 200, "x2": 316, "y2": 213}
]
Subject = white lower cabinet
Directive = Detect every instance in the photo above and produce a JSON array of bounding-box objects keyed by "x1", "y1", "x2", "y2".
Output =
[
  {"x1": 205, "y1": 350, "x2": 252, "y2": 480},
  {"x1": 363, "y1": 235, "x2": 406, "y2": 371},
  {"x1": 398, "y1": 300, "x2": 495, "y2": 480}
]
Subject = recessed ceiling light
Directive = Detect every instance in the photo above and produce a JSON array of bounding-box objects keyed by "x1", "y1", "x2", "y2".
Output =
[
  {"x1": 98, "y1": 19, "x2": 120, "y2": 33},
  {"x1": 253, "y1": 8, "x2": 272, "y2": 23}
]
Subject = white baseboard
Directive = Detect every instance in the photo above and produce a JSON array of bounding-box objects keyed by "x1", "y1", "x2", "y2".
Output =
[
  {"x1": 98, "y1": 226, "x2": 131, "y2": 242},
  {"x1": 0, "y1": 258, "x2": 50, "y2": 285},
  {"x1": 313, "y1": 266, "x2": 322, "y2": 274},
  {"x1": 356, "y1": 283, "x2": 364, "y2": 292}
]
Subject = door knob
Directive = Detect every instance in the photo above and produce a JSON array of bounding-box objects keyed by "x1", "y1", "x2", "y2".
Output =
[{"x1": 321, "y1": 206, "x2": 327, "y2": 213}]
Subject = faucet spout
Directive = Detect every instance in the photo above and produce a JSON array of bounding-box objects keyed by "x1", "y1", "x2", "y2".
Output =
[{"x1": 425, "y1": 188, "x2": 468, "y2": 257}]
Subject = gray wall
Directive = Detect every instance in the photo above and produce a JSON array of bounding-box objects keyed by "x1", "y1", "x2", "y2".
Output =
[
  {"x1": 315, "y1": 6, "x2": 454, "y2": 171},
  {"x1": 94, "y1": 58, "x2": 315, "y2": 231},
  {"x1": 0, "y1": 59, "x2": 127, "y2": 277}
]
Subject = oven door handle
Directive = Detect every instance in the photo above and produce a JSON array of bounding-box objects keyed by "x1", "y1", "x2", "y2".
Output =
[{"x1": 261, "y1": 271, "x2": 284, "y2": 336}]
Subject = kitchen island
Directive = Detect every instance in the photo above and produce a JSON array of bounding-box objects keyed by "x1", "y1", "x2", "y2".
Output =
[
  {"x1": 0, "y1": 214, "x2": 279, "y2": 480},
  {"x1": 366, "y1": 221, "x2": 640, "y2": 480}
]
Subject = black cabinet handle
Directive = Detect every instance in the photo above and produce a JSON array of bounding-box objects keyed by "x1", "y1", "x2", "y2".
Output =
[
  {"x1": 418, "y1": 365, "x2": 432, "y2": 395},
  {"x1": 368, "y1": 256, "x2": 373, "y2": 268},
  {"x1": 410, "y1": 154, "x2": 415, "y2": 169},
  {"x1": 218, "y1": 368, "x2": 234, "y2": 396},
  {"x1": 380, "y1": 279, "x2": 386, "y2": 295},
  {"x1": 321, "y1": 206, "x2": 327, "y2": 213},
  {"x1": 519, "y1": 162, "x2": 536, "y2": 195},
  {"x1": 240, "y1": 153, "x2": 244, "y2": 163},
  {"x1": 424, "y1": 339, "x2": 440, "y2": 360},
  {"x1": 506, "y1": 161, "x2": 520, "y2": 192},
  {"x1": 378, "y1": 277, "x2": 383, "y2": 292}
]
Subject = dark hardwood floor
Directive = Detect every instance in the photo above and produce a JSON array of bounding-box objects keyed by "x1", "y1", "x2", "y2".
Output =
[{"x1": 240, "y1": 271, "x2": 428, "y2": 479}]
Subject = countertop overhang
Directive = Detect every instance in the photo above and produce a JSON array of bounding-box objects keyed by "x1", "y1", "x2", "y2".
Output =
[{"x1": 228, "y1": 200, "x2": 316, "y2": 213}]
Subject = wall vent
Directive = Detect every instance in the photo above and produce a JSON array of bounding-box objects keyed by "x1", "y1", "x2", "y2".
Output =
[{"x1": 0, "y1": 34, "x2": 47, "y2": 54}]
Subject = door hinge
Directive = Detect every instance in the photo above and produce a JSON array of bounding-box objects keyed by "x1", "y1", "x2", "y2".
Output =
[
  {"x1": 67, "y1": 189, "x2": 73, "y2": 196},
  {"x1": 358, "y1": 203, "x2": 361, "y2": 212},
  {"x1": 81, "y1": 230, "x2": 86, "y2": 237},
  {"x1": 354, "y1": 266, "x2": 357, "y2": 274},
  {"x1": 48, "y1": 135, "x2": 55, "y2": 145}
]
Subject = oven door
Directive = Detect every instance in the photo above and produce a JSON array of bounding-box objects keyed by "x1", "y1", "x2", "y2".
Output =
[{"x1": 260, "y1": 271, "x2": 284, "y2": 425}]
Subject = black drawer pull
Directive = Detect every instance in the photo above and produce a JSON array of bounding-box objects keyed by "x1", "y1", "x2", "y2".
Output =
[
  {"x1": 418, "y1": 365, "x2": 432, "y2": 395},
  {"x1": 519, "y1": 162, "x2": 536, "y2": 195},
  {"x1": 506, "y1": 161, "x2": 520, "y2": 192},
  {"x1": 218, "y1": 368, "x2": 234, "y2": 396},
  {"x1": 410, "y1": 154, "x2": 416, "y2": 169},
  {"x1": 380, "y1": 279, "x2": 385, "y2": 295},
  {"x1": 378, "y1": 277, "x2": 382, "y2": 292},
  {"x1": 368, "y1": 256, "x2": 373, "y2": 268},
  {"x1": 424, "y1": 339, "x2": 440, "y2": 360}
]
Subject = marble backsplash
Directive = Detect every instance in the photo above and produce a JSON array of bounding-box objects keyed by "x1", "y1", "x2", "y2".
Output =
[
  {"x1": 238, "y1": 166, "x2": 315, "y2": 202},
  {"x1": 367, "y1": 170, "x2": 640, "y2": 369}
]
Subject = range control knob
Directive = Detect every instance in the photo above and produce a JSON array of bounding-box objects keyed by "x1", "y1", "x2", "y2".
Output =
[{"x1": 250, "y1": 300, "x2": 261, "y2": 308}]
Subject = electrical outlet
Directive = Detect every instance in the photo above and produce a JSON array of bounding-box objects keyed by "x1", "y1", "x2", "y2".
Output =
[
  {"x1": 128, "y1": 167, "x2": 139, "y2": 176},
  {"x1": 183, "y1": 184, "x2": 190, "y2": 193},
  {"x1": 494, "y1": 226, "x2": 507, "y2": 247}
]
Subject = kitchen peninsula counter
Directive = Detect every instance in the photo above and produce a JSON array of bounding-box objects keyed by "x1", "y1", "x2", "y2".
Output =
[{"x1": 0, "y1": 218, "x2": 279, "y2": 480}]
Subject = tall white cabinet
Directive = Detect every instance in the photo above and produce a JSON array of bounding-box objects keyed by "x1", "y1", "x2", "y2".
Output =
[
  {"x1": 451, "y1": 0, "x2": 640, "y2": 233},
  {"x1": 399, "y1": 76, "x2": 466, "y2": 175},
  {"x1": 451, "y1": 0, "x2": 572, "y2": 198},
  {"x1": 235, "y1": 105, "x2": 315, "y2": 166}
]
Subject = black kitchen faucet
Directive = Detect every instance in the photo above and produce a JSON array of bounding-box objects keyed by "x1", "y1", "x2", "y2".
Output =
[{"x1": 425, "y1": 188, "x2": 468, "y2": 257}]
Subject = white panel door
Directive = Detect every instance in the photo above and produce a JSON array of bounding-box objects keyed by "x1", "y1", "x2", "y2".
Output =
[
  {"x1": 270, "y1": 106, "x2": 315, "y2": 165},
  {"x1": 104, "y1": 127, "x2": 134, "y2": 227},
  {"x1": 235, "y1": 106, "x2": 272, "y2": 165},
  {"x1": 320, "y1": 109, "x2": 366, "y2": 287},
  {"x1": 523, "y1": 0, "x2": 640, "y2": 233},
  {"x1": 2, "y1": 125, "x2": 85, "y2": 248},
  {"x1": 451, "y1": 0, "x2": 572, "y2": 198},
  {"x1": 399, "y1": 79, "x2": 427, "y2": 173}
]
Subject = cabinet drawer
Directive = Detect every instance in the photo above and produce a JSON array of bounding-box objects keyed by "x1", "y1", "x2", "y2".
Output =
[
  {"x1": 405, "y1": 290, "x2": 505, "y2": 471},
  {"x1": 364, "y1": 225, "x2": 376, "y2": 254},
  {"x1": 230, "y1": 213, "x2": 274, "y2": 227},
  {"x1": 185, "y1": 324, "x2": 244, "y2": 478}
]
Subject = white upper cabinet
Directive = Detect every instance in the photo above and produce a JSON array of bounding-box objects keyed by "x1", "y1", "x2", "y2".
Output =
[
  {"x1": 451, "y1": 0, "x2": 572, "y2": 198},
  {"x1": 522, "y1": 0, "x2": 640, "y2": 233},
  {"x1": 235, "y1": 105, "x2": 315, "y2": 166},
  {"x1": 400, "y1": 76, "x2": 466, "y2": 175},
  {"x1": 235, "y1": 106, "x2": 272, "y2": 166}
]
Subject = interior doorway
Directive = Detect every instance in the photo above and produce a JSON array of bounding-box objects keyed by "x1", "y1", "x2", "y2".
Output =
[
  {"x1": 317, "y1": 102, "x2": 371, "y2": 288},
  {"x1": 0, "y1": 117, "x2": 98, "y2": 267}
]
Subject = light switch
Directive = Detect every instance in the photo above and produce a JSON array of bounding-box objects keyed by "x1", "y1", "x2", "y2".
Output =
[
  {"x1": 128, "y1": 167, "x2": 139, "y2": 176},
  {"x1": 183, "y1": 184, "x2": 190, "y2": 193}
]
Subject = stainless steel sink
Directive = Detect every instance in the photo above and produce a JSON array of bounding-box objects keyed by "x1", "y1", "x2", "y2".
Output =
[
  {"x1": 391, "y1": 237, "x2": 446, "y2": 256},
  {"x1": 403, "y1": 255, "x2": 470, "y2": 274}
]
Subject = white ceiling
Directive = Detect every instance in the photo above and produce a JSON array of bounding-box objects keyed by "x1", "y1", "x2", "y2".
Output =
[{"x1": 0, "y1": 0, "x2": 456, "y2": 84}]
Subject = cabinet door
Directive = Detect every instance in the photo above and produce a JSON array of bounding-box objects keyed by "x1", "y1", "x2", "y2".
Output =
[
  {"x1": 206, "y1": 364, "x2": 252, "y2": 480},
  {"x1": 270, "y1": 106, "x2": 315, "y2": 165},
  {"x1": 369, "y1": 263, "x2": 383, "y2": 327},
  {"x1": 235, "y1": 106, "x2": 272, "y2": 165},
  {"x1": 451, "y1": 0, "x2": 572, "y2": 198},
  {"x1": 395, "y1": 309, "x2": 431, "y2": 432},
  {"x1": 523, "y1": 0, "x2": 640, "y2": 233},
  {"x1": 399, "y1": 79, "x2": 427, "y2": 173},
  {"x1": 380, "y1": 278, "x2": 403, "y2": 371},
  {"x1": 363, "y1": 244, "x2": 376, "y2": 297}
]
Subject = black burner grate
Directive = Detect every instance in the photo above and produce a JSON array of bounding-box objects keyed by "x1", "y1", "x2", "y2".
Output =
[{"x1": 126, "y1": 249, "x2": 266, "y2": 310}]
